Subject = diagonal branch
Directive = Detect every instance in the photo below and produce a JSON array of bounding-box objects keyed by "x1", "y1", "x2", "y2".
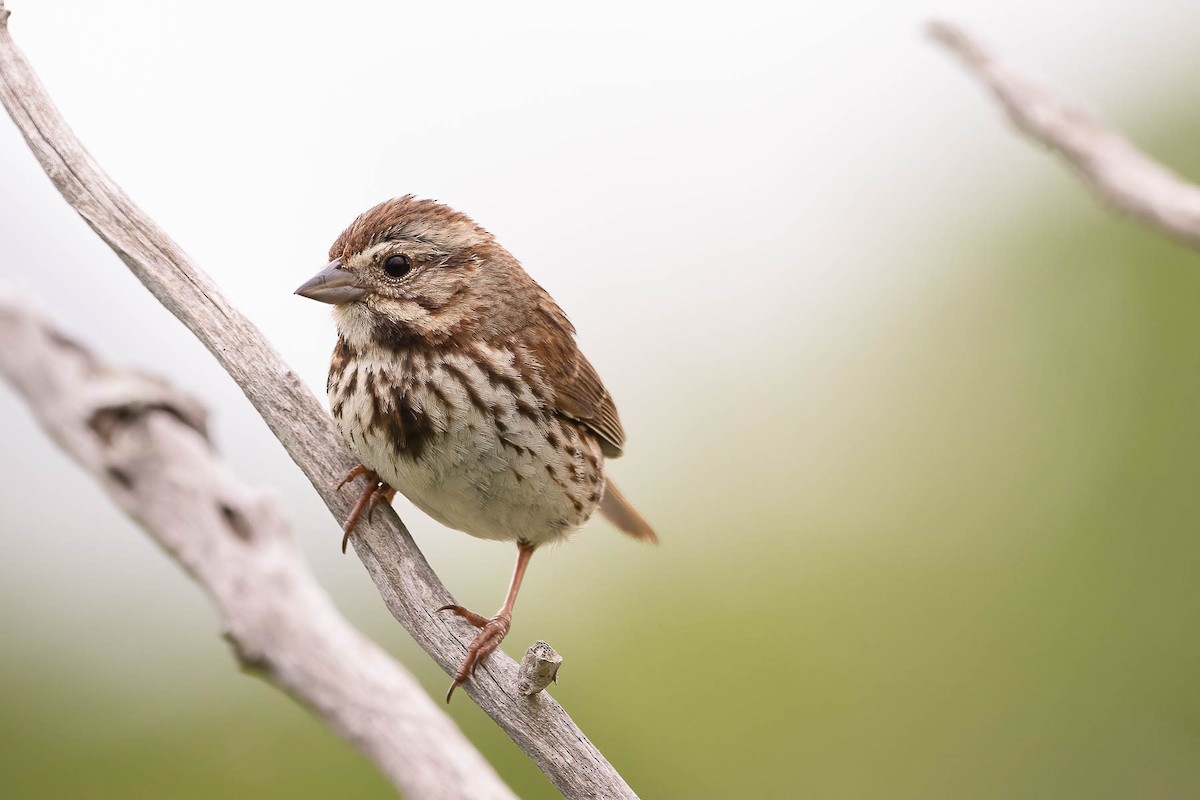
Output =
[
  {"x1": 929, "y1": 20, "x2": 1200, "y2": 251},
  {"x1": 0, "y1": 288, "x2": 515, "y2": 800},
  {"x1": 0, "y1": 4, "x2": 635, "y2": 798}
]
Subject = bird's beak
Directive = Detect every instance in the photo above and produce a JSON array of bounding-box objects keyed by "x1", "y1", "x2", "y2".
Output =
[{"x1": 294, "y1": 259, "x2": 369, "y2": 304}]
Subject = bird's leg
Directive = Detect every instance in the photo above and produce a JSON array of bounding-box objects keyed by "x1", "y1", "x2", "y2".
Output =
[
  {"x1": 439, "y1": 541, "x2": 536, "y2": 702},
  {"x1": 336, "y1": 466, "x2": 395, "y2": 553}
]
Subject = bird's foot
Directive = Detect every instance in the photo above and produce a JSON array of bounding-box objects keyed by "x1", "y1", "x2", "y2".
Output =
[
  {"x1": 437, "y1": 604, "x2": 512, "y2": 702},
  {"x1": 336, "y1": 465, "x2": 373, "y2": 492},
  {"x1": 337, "y1": 466, "x2": 395, "y2": 553}
]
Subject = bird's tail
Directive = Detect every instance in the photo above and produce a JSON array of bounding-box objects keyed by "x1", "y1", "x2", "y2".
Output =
[{"x1": 600, "y1": 479, "x2": 658, "y2": 543}]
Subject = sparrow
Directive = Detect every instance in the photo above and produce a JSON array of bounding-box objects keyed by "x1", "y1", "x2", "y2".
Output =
[{"x1": 296, "y1": 196, "x2": 655, "y2": 700}]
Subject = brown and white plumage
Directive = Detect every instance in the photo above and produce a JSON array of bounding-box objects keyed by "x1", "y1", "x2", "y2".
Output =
[
  {"x1": 297, "y1": 195, "x2": 655, "y2": 699},
  {"x1": 318, "y1": 195, "x2": 652, "y2": 545}
]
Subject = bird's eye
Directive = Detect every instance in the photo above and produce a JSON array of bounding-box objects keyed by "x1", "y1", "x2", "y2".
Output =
[{"x1": 383, "y1": 253, "x2": 411, "y2": 278}]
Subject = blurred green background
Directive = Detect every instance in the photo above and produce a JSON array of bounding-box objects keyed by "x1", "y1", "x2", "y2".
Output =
[{"x1": 5, "y1": 2, "x2": 1200, "y2": 798}]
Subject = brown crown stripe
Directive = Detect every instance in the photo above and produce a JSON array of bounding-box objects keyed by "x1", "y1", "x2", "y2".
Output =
[{"x1": 328, "y1": 195, "x2": 496, "y2": 263}]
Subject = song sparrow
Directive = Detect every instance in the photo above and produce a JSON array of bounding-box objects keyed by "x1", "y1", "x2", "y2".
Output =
[{"x1": 296, "y1": 196, "x2": 656, "y2": 701}]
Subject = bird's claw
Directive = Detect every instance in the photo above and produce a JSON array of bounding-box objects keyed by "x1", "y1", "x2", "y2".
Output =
[
  {"x1": 337, "y1": 467, "x2": 394, "y2": 553},
  {"x1": 440, "y1": 608, "x2": 512, "y2": 702},
  {"x1": 367, "y1": 486, "x2": 396, "y2": 523},
  {"x1": 336, "y1": 464, "x2": 371, "y2": 492},
  {"x1": 437, "y1": 603, "x2": 491, "y2": 628}
]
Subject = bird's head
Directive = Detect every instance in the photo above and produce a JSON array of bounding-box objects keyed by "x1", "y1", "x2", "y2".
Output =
[{"x1": 296, "y1": 196, "x2": 533, "y2": 347}]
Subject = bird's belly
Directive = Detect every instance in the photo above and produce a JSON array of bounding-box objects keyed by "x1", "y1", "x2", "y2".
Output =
[{"x1": 331, "y1": 352, "x2": 605, "y2": 546}]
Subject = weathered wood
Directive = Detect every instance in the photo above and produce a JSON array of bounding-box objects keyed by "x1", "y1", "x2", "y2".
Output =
[
  {"x1": 930, "y1": 20, "x2": 1200, "y2": 251},
  {"x1": 0, "y1": 4, "x2": 636, "y2": 797},
  {"x1": 0, "y1": 289, "x2": 515, "y2": 800},
  {"x1": 518, "y1": 641, "x2": 564, "y2": 696}
]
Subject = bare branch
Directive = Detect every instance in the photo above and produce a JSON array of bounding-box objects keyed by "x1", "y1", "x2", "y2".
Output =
[
  {"x1": 0, "y1": 6, "x2": 635, "y2": 798},
  {"x1": 0, "y1": 289, "x2": 515, "y2": 800},
  {"x1": 929, "y1": 20, "x2": 1200, "y2": 250},
  {"x1": 517, "y1": 641, "x2": 564, "y2": 696}
]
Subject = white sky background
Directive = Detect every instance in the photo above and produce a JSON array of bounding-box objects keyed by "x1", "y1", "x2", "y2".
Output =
[{"x1": 2, "y1": 0, "x2": 1199, "y2": 658}]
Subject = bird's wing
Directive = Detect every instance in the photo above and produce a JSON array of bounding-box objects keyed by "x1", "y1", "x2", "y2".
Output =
[{"x1": 549, "y1": 348, "x2": 626, "y2": 458}]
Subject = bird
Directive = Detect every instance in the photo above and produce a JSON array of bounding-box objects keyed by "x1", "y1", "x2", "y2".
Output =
[{"x1": 295, "y1": 195, "x2": 656, "y2": 701}]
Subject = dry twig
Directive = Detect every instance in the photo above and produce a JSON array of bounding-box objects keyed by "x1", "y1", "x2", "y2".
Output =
[
  {"x1": 929, "y1": 20, "x2": 1200, "y2": 250},
  {"x1": 517, "y1": 641, "x2": 564, "y2": 696},
  {"x1": 0, "y1": 289, "x2": 515, "y2": 800},
  {"x1": 0, "y1": 4, "x2": 635, "y2": 797}
]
